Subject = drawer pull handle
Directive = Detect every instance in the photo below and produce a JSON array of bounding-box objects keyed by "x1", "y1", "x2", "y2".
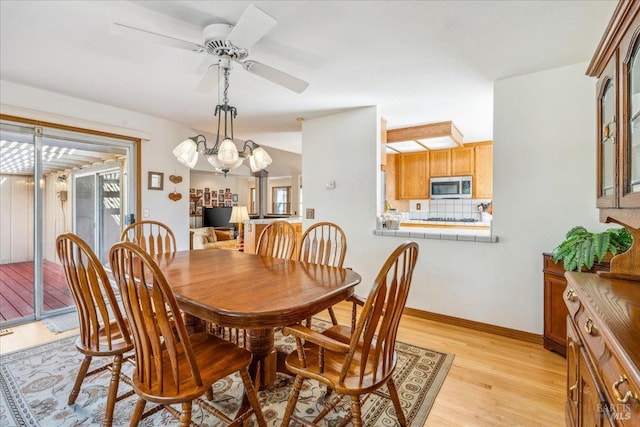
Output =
[
  {"x1": 612, "y1": 375, "x2": 640, "y2": 404},
  {"x1": 566, "y1": 289, "x2": 576, "y2": 301},
  {"x1": 584, "y1": 317, "x2": 596, "y2": 335},
  {"x1": 569, "y1": 383, "x2": 578, "y2": 404}
]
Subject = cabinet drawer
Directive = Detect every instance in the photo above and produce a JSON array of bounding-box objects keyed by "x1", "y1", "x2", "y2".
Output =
[
  {"x1": 564, "y1": 283, "x2": 582, "y2": 319},
  {"x1": 575, "y1": 306, "x2": 606, "y2": 363},
  {"x1": 600, "y1": 350, "x2": 640, "y2": 425}
]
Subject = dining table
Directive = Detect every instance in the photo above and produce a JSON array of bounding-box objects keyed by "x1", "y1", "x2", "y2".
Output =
[{"x1": 153, "y1": 248, "x2": 362, "y2": 388}]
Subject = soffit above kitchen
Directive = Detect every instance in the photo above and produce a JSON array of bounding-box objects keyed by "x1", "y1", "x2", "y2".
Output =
[{"x1": 386, "y1": 121, "x2": 463, "y2": 153}]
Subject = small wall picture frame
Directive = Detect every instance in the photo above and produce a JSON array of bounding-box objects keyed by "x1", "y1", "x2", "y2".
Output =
[
  {"x1": 232, "y1": 193, "x2": 238, "y2": 202},
  {"x1": 148, "y1": 171, "x2": 164, "y2": 190}
]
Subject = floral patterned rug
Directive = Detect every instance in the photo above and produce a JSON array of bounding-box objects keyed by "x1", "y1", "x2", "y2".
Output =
[{"x1": 0, "y1": 320, "x2": 453, "y2": 426}]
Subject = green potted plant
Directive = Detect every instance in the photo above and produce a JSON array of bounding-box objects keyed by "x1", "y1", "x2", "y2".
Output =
[{"x1": 552, "y1": 226, "x2": 633, "y2": 271}]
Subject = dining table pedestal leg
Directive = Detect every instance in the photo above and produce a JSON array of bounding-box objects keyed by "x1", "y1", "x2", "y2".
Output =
[{"x1": 246, "y1": 328, "x2": 277, "y2": 390}]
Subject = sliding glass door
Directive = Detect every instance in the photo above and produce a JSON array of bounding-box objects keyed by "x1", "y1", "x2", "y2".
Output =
[
  {"x1": 0, "y1": 119, "x2": 137, "y2": 326},
  {"x1": 74, "y1": 169, "x2": 123, "y2": 265}
]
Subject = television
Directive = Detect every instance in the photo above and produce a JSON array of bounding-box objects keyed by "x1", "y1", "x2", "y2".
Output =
[{"x1": 202, "y1": 207, "x2": 233, "y2": 228}]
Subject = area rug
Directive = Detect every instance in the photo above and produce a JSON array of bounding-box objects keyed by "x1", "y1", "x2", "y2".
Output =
[
  {"x1": 0, "y1": 319, "x2": 453, "y2": 426},
  {"x1": 41, "y1": 311, "x2": 79, "y2": 333}
]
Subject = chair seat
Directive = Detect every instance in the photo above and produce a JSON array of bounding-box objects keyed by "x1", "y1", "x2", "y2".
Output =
[
  {"x1": 75, "y1": 320, "x2": 133, "y2": 356},
  {"x1": 284, "y1": 331, "x2": 396, "y2": 395},
  {"x1": 132, "y1": 332, "x2": 253, "y2": 404}
]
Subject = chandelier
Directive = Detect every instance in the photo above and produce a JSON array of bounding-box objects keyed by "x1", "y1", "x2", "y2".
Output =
[{"x1": 173, "y1": 61, "x2": 272, "y2": 176}]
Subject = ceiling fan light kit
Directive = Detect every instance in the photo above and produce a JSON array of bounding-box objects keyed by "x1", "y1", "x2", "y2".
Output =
[{"x1": 118, "y1": 4, "x2": 304, "y2": 176}]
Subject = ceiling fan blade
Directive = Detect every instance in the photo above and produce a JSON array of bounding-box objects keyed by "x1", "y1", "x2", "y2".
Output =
[
  {"x1": 226, "y1": 5, "x2": 277, "y2": 49},
  {"x1": 112, "y1": 22, "x2": 204, "y2": 52},
  {"x1": 196, "y1": 65, "x2": 221, "y2": 92},
  {"x1": 241, "y1": 60, "x2": 309, "y2": 93}
]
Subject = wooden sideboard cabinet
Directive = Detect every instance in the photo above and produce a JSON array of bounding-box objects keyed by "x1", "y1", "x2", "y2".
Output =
[
  {"x1": 543, "y1": 254, "x2": 609, "y2": 357},
  {"x1": 563, "y1": 272, "x2": 640, "y2": 426}
]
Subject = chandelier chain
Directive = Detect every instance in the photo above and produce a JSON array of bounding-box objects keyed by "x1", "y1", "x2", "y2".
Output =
[{"x1": 223, "y1": 67, "x2": 230, "y2": 105}]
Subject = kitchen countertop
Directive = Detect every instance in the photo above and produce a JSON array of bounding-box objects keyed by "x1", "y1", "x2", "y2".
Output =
[{"x1": 374, "y1": 224, "x2": 498, "y2": 243}]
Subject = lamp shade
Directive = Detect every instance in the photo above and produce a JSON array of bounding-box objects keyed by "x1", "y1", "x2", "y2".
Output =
[
  {"x1": 218, "y1": 138, "x2": 240, "y2": 164},
  {"x1": 229, "y1": 206, "x2": 249, "y2": 223},
  {"x1": 173, "y1": 138, "x2": 198, "y2": 168},
  {"x1": 249, "y1": 146, "x2": 273, "y2": 172}
]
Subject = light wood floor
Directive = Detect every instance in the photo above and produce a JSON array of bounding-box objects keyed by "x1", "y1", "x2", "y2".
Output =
[{"x1": 0, "y1": 302, "x2": 566, "y2": 426}]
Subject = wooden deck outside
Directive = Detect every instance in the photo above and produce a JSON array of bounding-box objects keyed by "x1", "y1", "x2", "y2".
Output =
[{"x1": 0, "y1": 260, "x2": 73, "y2": 322}]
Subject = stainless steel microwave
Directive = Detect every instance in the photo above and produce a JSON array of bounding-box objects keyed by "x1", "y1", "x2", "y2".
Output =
[{"x1": 430, "y1": 176, "x2": 472, "y2": 199}]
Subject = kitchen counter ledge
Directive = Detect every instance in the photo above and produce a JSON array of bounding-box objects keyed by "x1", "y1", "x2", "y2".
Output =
[{"x1": 373, "y1": 228, "x2": 498, "y2": 243}]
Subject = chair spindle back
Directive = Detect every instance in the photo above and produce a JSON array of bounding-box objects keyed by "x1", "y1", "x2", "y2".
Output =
[
  {"x1": 120, "y1": 220, "x2": 176, "y2": 257},
  {"x1": 56, "y1": 233, "x2": 130, "y2": 352},
  {"x1": 256, "y1": 220, "x2": 297, "y2": 259},
  {"x1": 110, "y1": 241, "x2": 201, "y2": 394}
]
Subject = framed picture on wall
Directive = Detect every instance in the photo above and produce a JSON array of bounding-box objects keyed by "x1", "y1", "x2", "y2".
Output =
[
  {"x1": 219, "y1": 189, "x2": 224, "y2": 195},
  {"x1": 195, "y1": 207, "x2": 202, "y2": 215},
  {"x1": 197, "y1": 189, "x2": 203, "y2": 197},
  {"x1": 189, "y1": 188, "x2": 195, "y2": 194},
  {"x1": 204, "y1": 192, "x2": 210, "y2": 205},
  {"x1": 224, "y1": 192, "x2": 232, "y2": 200},
  {"x1": 232, "y1": 193, "x2": 238, "y2": 202},
  {"x1": 212, "y1": 200, "x2": 218, "y2": 207},
  {"x1": 204, "y1": 187, "x2": 210, "y2": 193},
  {"x1": 224, "y1": 200, "x2": 232, "y2": 207},
  {"x1": 148, "y1": 171, "x2": 163, "y2": 190},
  {"x1": 218, "y1": 194, "x2": 224, "y2": 202}
]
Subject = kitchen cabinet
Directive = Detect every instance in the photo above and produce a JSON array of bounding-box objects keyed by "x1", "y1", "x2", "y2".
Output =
[
  {"x1": 429, "y1": 150, "x2": 451, "y2": 177},
  {"x1": 542, "y1": 253, "x2": 609, "y2": 357},
  {"x1": 473, "y1": 142, "x2": 493, "y2": 199},
  {"x1": 429, "y1": 147, "x2": 474, "y2": 177},
  {"x1": 385, "y1": 154, "x2": 409, "y2": 211},
  {"x1": 588, "y1": 2, "x2": 640, "y2": 228},
  {"x1": 451, "y1": 146, "x2": 474, "y2": 175},
  {"x1": 397, "y1": 152, "x2": 429, "y2": 199}
]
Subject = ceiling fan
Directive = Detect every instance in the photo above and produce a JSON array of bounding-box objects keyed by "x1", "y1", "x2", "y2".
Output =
[{"x1": 112, "y1": 4, "x2": 309, "y2": 93}]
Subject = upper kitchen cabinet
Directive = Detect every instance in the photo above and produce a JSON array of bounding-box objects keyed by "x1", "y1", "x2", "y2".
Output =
[
  {"x1": 397, "y1": 152, "x2": 429, "y2": 199},
  {"x1": 380, "y1": 118, "x2": 387, "y2": 171},
  {"x1": 429, "y1": 147, "x2": 475, "y2": 177},
  {"x1": 429, "y1": 150, "x2": 451, "y2": 177},
  {"x1": 451, "y1": 146, "x2": 475, "y2": 176},
  {"x1": 473, "y1": 142, "x2": 493, "y2": 199},
  {"x1": 587, "y1": 2, "x2": 640, "y2": 228}
]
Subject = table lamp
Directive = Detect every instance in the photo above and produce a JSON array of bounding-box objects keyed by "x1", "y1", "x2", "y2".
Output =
[{"x1": 229, "y1": 206, "x2": 250, "y2": 249}]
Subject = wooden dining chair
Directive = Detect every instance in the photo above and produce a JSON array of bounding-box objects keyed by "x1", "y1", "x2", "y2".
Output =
[
  {"x1": 298, "y1": 221, "x2": 347, "y2": 326},
  {"x1": 281, "y1": 241, "x2": 419, "y2": 427},
  {"x1": 256, "y1": 220, "x2": 297, "y2": 259},
  {"x1": 109, "y1": 241, "x2": 267, "y2": 427},
  {"x1": 120, "y1": 220, "x2": 176, "y2": 256},
  {"x1": 55, "y1": 233, "x2": 134, "y2": 427}
]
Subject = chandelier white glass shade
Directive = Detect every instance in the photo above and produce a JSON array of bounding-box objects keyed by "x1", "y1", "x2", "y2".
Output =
[{"x1": 172, "y1": 65, "x2": 272, "y2": 176}]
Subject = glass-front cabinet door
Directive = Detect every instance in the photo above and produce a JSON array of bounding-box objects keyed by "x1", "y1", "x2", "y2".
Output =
[
  {"x1": 596, "y1": 59, "x2": 617, "y2": 208},
  {"x1": 621, "y1": 21, "x2": 640, "y2": 208}
]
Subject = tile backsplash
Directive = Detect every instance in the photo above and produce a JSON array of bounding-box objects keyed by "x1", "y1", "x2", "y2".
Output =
[{"x1": 405, "y1": 199, "x2": 492, "y2": 220}]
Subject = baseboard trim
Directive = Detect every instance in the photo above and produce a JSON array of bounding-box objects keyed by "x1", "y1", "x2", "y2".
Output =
[{"x1": 403, "y1": 307, "x2": 543, "y2": 345}]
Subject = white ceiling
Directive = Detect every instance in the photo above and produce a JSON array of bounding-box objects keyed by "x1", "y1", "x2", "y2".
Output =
[{"x1": 0, "y1": 1, "x2": 616, "y2": 154}]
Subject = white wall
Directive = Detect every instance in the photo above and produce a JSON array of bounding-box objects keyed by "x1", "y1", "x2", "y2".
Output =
[
  {"x1": 1, "y1": 80, "x2": 195, "y2": 250},
  {"x1": 302, "y1": 63, "x2": 604, "y2": 334}
]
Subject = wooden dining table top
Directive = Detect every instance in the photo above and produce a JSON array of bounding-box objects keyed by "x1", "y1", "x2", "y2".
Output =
[{"x1": 153, "y1": 248, "x2": 362, "y2": 329}]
